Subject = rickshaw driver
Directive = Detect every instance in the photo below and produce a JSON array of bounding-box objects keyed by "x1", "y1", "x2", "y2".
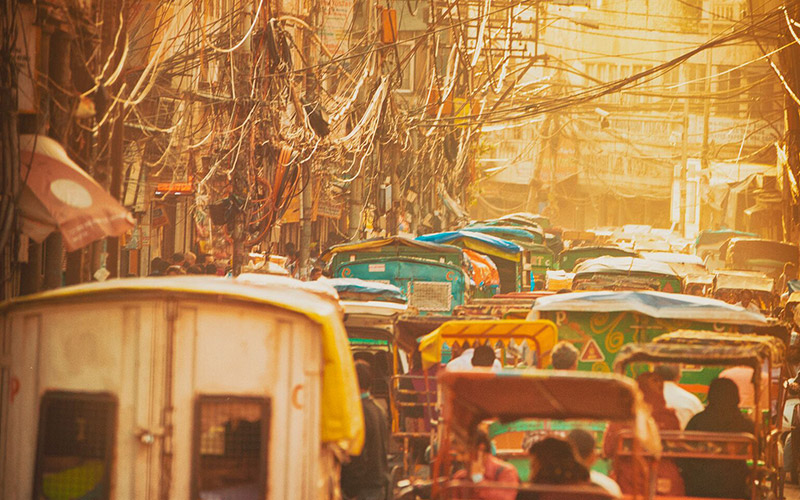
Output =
[{"x1": 452, "y1": 429, "x2": 520, "y2": 500}]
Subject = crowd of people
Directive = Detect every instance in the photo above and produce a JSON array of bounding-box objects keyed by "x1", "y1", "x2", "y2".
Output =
[
  {"x1": 341, "y1": 338, "x2": 760, "y2": 500},
  {"x1": 148, "y1": 251, "x2": 221, "y2": 276}
]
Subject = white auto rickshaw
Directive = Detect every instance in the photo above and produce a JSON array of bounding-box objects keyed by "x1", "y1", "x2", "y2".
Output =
[{"x1": 0, "y1": 276, "x2": 363, "y2": 500}]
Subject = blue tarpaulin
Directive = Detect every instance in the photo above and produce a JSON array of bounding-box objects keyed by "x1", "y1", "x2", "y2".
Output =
[{"x1": 416, "y1": 230, "x2": 523, "y2": 255}]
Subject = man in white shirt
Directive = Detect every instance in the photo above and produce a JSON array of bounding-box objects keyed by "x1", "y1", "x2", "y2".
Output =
[
  {"x1": 567, "y1": 428, "x2": 622, "y2": 498},
  {"x1": 446, "y1": 343, "x2": 502, "y2": 371},
  {"x1": 654, "y1": 364, "x2": 704, "y2": 429}
]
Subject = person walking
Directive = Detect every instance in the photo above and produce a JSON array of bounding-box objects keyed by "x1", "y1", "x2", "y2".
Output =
[{"x1": 341, "y1": 360, "x2": 389, "y2": 500}]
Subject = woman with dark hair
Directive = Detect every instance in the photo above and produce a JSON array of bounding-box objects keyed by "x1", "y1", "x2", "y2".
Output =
[
  {"x1": 603, "y1": 372, "x2": 685, "y2": 496},
  {"x1": 680, "y1": 377, "x2": 754, "y2": 499},
  {"x1": 528, "y1": 437, "x2": 590, "y2": 485}
]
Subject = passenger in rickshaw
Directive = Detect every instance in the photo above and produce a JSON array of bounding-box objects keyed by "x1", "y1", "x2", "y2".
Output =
[
  {"x1": 527, "y1": 437, "x2": 590, "y2": 485},
  {"x1": 550, "y1": 341, "x2": 579, "y2": 370},
  {"x1": 447, "y1": 341, "x2": 502, "y2": 371},
  {"x1": 603, "y1": 372, "x2": 685, "y2": 496},
  {"x1": 653, "y1": 364, "x2": 703, "y2": 429},
  {"x1": 452, "y1": 429, "x2": 520, "y2": 500},
  {"x1": 680, "y1": 377, "x2": 753, "y2": 499},
  {"x1": 566, "y1": 429, "x2": 622, "y2": 498},
  {"x1": 734, "y1": 289, "x2": 762, "y2": 313}
]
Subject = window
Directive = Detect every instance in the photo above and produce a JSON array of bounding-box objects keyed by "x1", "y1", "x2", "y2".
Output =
[
  {"x1": 396, "y1": 42, "x2": 415, "y2": 92},
  {"x1": 33, "y1": 392, "x2": 117, "y2": 500},
  {"x1": 193, "y1": 396, "x2": 271, "y2": 500}
]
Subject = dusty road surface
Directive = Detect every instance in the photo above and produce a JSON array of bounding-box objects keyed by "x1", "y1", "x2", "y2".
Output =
[{"x1": 787, "y1": 483, "x2": 800, "y2": 499}]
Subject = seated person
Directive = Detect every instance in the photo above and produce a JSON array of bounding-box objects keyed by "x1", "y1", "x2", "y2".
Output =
[
  {"x1": 680, "y1": 377, "x2": 754, "y2": 499},
  {"x1": 528, "y1": 437, "x2": 591, "y2": 485},
  {"x1": 567, "y1": 429, "x2": 621, "y2": 498},
  {"x1": 604, "y1": 372, "x2": 684, "y2": 496},
  {"x1": 453, "y1": 429, "x2": 520, "y2": 500}
]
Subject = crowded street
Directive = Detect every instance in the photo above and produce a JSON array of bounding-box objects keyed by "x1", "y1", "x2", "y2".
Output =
[{"x1": 4, "y1": 0, "x2": 800, "y2": 499}]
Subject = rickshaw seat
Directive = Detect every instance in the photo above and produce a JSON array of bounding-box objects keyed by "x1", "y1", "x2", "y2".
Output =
[{"x1": 616, "y1": 429, "x2": 756, "y2": 461}]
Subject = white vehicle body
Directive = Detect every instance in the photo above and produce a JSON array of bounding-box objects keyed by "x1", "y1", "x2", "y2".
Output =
[{"x1": 0, "y1": 276, "x2": 362, "y2": 500}]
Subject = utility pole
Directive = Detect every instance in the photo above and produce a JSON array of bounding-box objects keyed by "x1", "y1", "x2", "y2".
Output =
[
  {"x1": 700, "y1": 4, "x2": 714, "y2": 230},
  {"x1": 679, "y1": 64, "x2": 689, "y2": 236}
]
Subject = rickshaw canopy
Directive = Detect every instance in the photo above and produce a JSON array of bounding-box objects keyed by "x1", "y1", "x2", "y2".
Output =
[
  {"x1": 418, "y1": 319, "x2": 557, "y2": 369},
  {"x1": 5, "y1": 276, "x2": 366, "y2": 454},
  {"x1": 416, "y1": 230, "x2": 523, "y2": 261},
  {"x1": 574, "y1": 256, "x2": 678, "y2": 277},
  {"x1": 320, "y1": 235, "x2": 462, "y2": 262},
  {"x1": 439, "y1": 370, "x2": 659, "y2": 451},
  {"x1": 530, "y1": 290, "x2": 768, "y2": 326},
  {"x1": 714, "y1": 270, "x2": 775, "y2": 292},
  {"x1": 614, "y1": 330, "x2": 785, "y2": 372}
]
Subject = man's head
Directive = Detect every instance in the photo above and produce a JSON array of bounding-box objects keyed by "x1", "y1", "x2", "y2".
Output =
[
  {"x1": 708, "y1": 377, "x2": 740, "y2": 409},
  {"x1": 151, "y1": 257, "x2": 169, "y2": 275},
  {"x1": 567, "y1": 429, "x2": 597, "y2": 466},
  {"x1": 740, "y1": 290, "x2": 753, "y2": 307},
  {"x1": 551, "y1": 341, "x2": 579, "y2": 370},
  {"x1": 472, "y1": 344, "x2": 496, "y2": 367},
  {"x1": 310, "y1": 266, "x2": 324, "y2": 280},
  {"x1": 184, "y1": 251, "x2": 197, "y2": 266},
  {"x1": 171, "y1": 252, "x2": 185, "y2": 265},
  {"x1": 653, "y1": 363, "x2": 681, "y2": 383},
  {"x1": 354, "y1": 359, "x2": 373, "y2": 393}
]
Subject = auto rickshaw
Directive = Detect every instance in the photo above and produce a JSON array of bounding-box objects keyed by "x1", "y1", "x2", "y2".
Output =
[
  {"x1": 390, "y1": 320, "x2": 558, "y2": 477},
  {"x1": 557, "y1": 246, "x2": 638, "y2": 273},
  {"x1": 571, "y1": 256, "x2": 683, "y2": 293},
  {"x1": 416, "y1": 230, "x2": 524, "y2": 294},
  {"x1": 397, "y1": 369, "x2": 660, "y2": 499},
  {"x1": 1, "y1": 276, "x2": 363, "y2": 500},
  {"x1": 614, "y1": 331, "x2": 787, "y2": 499},
  {"x1": 463, "y1": 225, "x2": 555, "y2": 291},
  {"x1": 725, "y1": 238, "x2": 800, "y2": 280},
  {"x1": 713, "y1": 270, "x2": 778, "y2": 315},
  {"x1": 322, "y1": 235, "x2": 469, "y2": 314},
  {"x1": 529, "y1": 290, "x2": 768, "y2": 373}
]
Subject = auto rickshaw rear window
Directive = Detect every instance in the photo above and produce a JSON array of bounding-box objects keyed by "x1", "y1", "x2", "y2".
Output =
[
  {"x1": 192, "y1": 395, "x2": 270, "y2": 499},
  {"x1": 33, "y1": 391, "x2": 117, "y2": 500}
]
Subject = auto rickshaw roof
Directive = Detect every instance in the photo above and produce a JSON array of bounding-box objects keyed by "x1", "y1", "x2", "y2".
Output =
[
  {"x1": 416, "y1": 230, "x2": 523, "y2": 261},
  {"x1": 640, "y1": 252, "x2": 704, "y2": 265},
  {"x1": 695, "y1": 229, "x2": 758, "y2": 248},
  {"x1": 1, "y1": 276, "x2": 365, "y2": 454},
  {"x1": 573, "y1": 256, "x2": 678, "y2": 277},
  {"x1": 614, "y1": 331, "x2": 785, "y2": 371},
  {"x1": 531, "y1": 290, "x2": 768, "y2": 325},
  {"x1": 714, "y1": 270, "x2": 775, "y2": 292},
  {"x1": 465, "y1": 224, "x2": 546, "y2": 241},
  {"x1": 320, "y1": 235, "x2": 463, "y2": 261},
  {"x1": 559, "y1": 245, "x2": 638, "y2": 258},
  {"x1": 439, "y1": 370, "x2": 646, "y2": 435},
  {"x1": 418, "y1": 319, "x2": 557, "y2": 369}
]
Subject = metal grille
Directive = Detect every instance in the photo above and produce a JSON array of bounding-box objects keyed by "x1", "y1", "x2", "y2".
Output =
[
  {"x1": 194, "y1": 396, "x2": 270, "y2": 500},
  {"x1": 34, "y1": 392, "x2": 116, "y2": 500},
  {"x1": 408, "y1": 281, "x2": 452, "y2": 311}
]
